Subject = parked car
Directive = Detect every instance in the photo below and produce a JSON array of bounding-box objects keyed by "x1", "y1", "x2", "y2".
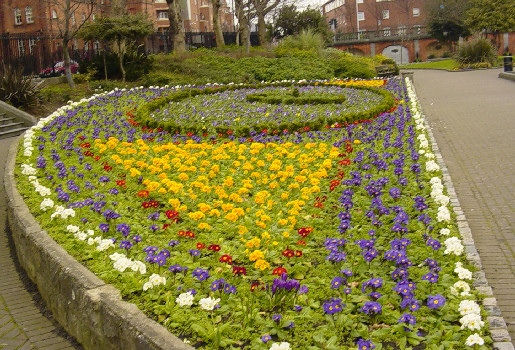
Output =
[{"x1": 39, "y1": 60, "x2": 79, "y2": 78}]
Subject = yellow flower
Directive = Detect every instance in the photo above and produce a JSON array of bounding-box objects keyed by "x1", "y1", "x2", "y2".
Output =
[
  {"x1": 178, "y1": 173, "x2": 189, "y2": 181},
  {"x1": 168, "y1": 198, "x2": 181, "y2": 208},
  {"x1": 261, "y1": 231, "x2": 271, "y2": 239},
  {"x1": 272, "y1": 241, "x2": 279, "y2": 246},
  {"x1": 249, "y1": 250, "x2": 264, "y2": 262},
  {"x1": 158, "y1": 188, "x2": 167, "y2": 194},
  {"x1": 238, "y1": 225, "x2": 248, "y2": 235},
  {"x1": 282, "y1": 231, "x2": 290, "y2": 238},
  {"x1": 256, "y1": 221, "x2": 267, "y2": 229},
  {"x1": 188, "y1": 211, "x2": 205, "y2": 220},
  {"x1": 246, "y1": 237, "x2": 261, "y2": 248},
  {"x1": 278, "y1": 219, "x2": 288, "y2": 225},
  {"x1": 198, "y1": 222, "x2": 211, "y2": 230},
  {"x1": 254, "y1": 191, "x2": 270, "y2": 204},
  {"x1": 354, "y1": 140, "x2": 361, "y2": 144},
  {"x1": 198, "y1": 203, "x2": 211, "y2": 212},
  {"x1": 209, "y1": 209, "x2": 220, "y2": 217},
  {"x1": 281, "y1": 192, "x2": 289, "y2": 200},
  {"x1": 254, "y1": 259, "x2": 270, "y2": 270},
  {"x1": 225, "y1": 212, "x2": 239, "y2": 222}
]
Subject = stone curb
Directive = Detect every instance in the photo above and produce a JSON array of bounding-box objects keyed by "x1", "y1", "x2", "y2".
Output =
[
  {"x1": 4, "y1": 137, "x2": 193, "y2": 350},
  {"x1": 410, "y1": 79, "x2": 514, "y2": 350}
]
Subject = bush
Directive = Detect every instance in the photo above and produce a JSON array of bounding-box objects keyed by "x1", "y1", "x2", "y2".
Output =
[
  {"x1": 78, "y1": 51, "x2": 152, "y2": 81},
  {"x1": 0, "y1": 63, "x2": 40, "y2": 108},
  {"x1": 454, "y1": 36, "x2": 497, "y2": 67},
  {"x1": 275, "y1": 29, "x2": 325, "y2": 57}
]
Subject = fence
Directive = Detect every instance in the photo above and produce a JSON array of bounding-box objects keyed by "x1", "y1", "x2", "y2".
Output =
[{"x1": 0, "y1": 31, "x2": 259, "y2": 76}]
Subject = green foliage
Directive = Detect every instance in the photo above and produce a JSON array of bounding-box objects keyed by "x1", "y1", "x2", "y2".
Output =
[
  {"x1": 426, "y1": 0, "x2": 471, "y2": 43},
  {"x1": 273, "y1": 5, "x2": 333, "y2": 45},
  {"x1": 454, "y1": 36, "x2": 497, "y2": 67},
  {"x1": 78, "y1": 50, "x2": 152, "y2": 81},
  {"x1": 275, "y1": 29, "x2": 326, "y2": 56},
  {"x1": 466, "y1": 0, "x2": 515, "y2": 34},
  {"x1": 0, "y1": 63, "x2": 40, "y2": 108}
]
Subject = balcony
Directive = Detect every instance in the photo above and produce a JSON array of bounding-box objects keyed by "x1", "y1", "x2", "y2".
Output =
[{"x1": 333, "y1": 26, "x2": 431, "y2": 45}]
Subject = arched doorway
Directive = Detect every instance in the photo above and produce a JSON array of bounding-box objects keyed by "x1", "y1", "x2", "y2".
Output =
[{"x1": 382, "y1": 45, "x2": 409, "y2": 64}]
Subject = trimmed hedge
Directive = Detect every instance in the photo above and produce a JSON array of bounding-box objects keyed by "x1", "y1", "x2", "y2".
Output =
[{"x1": 134, "y1": 81, "x2": 396, "y2": 137}]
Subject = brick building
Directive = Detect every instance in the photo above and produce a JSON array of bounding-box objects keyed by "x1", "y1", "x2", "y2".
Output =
[{"x1": 322, "y1": 0, "x2": 428, "y2": 36}]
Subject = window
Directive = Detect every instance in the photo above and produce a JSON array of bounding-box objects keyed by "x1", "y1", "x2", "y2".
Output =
[
  {"x1": 14, "y1": 8, "x2": 22, "y2": 25},
  {"x1": 18, "y1": 40, "x2": 25, "y2": 56},
  {"x1": 324, "y1": 0, "x2": 345, "y2": 13},
  {"x1": 397, "y1": 26, "x2": 407, "y2": 35},
  {"x1": 158, "y1": 11, "x2": 169, "y2": 19},
  {"x1": 71, "y1": 13, "x2": 76, "y2": 25},
  {"x1": 73, "y1": 38, "x2": 78, "y2": 50},
  {"x1": 412, "y1": 8, "x2": 420, "y2": 17},
  {"x1": 383, "y1": 28, "x2": 390, "y2": 36},
  {"x1": 356, "y1": 0, "x2": 363, "y2": 3},
  {"x1": 155, "y1": 0, "x2": 167, "y2": 3},
  {"x1": 52, "y1": 10, "x2": 58, "y2": 19},
  {"x1": 82, "y1": 13, "x2": 86, "y2": 21},
  {"x1": 413, "y1": 25, "x2": 421, "y2": 34},
  {"x1": 29, "y1": 38, "x2": 36, "y2": 54},
  {"x1": 382, "y1": 9, "x2": 389, "y2": 19},
  {"x1": 25, "y1": 7, "x2": 33, "y2": 23},
  {"x1": 357, "y1": 12, "x2": 365, "y2": 21}
]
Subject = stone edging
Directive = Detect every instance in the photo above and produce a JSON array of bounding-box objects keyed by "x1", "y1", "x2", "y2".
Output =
[
  {"x1": 4, "y1": 137, "x2": 193, "y2": 350},
  {"x1": 410, "y1": 80, "x2": 514, "y2": 350}
]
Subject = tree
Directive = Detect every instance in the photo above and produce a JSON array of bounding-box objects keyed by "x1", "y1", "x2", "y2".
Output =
[
  {"x1": 44, "y1": 0, "x2": 97, "y2": 88},
  {"x1": 235, "y1": 0, "x2": 254, "y2": 52},
  {"x1": 166, "y1": 0, "x2": 186, "y2": 52},
  {"x1": 274, "y1": 5, "x2": 332, "y2": 44},
  {"x1": 466, "y1": 0, "x2": 515, "y2": 47},
  {"x1": 211, "y1": 0, "x2": 226, "y2": 48},
  {"x1": 78, "y1": 14, "x2": 153, "y2": 82},
  {"x1": 274, "y1": 4, "x2": 298, "y2": 39},
  {"x1": 253, "y1": 0, "x2": 281, "y2": 46},
  {"x1": 426, "y1": 0, "x2": 471, "y2": 50}
]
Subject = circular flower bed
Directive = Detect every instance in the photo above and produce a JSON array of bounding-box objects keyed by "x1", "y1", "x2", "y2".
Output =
[{"x1": 16, "y1": 79, "x2": 490, "y2": 349}]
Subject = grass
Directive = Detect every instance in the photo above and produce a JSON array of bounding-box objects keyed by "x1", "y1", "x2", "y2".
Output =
[{"x1": 400, "y1": 59, "x2": 459, "y2": 71}]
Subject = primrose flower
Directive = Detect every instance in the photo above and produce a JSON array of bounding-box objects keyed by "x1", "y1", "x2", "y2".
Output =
[
  {"x1": 458, "y1": 300, "x2": 481, "y2": 316},
  {"x1": 465, "y1": 334, "x2": 484, "y2": 346},
  {"x1": 269, "y1": 342, "x2": 291, "y2": 350},
  {"x1": 361, "y1": 301, "x2": 382, "y2": 315},
  {"x1": 199, "y1": 297, "x2": 220, "y2": 311},
  {"x1": 176, "y1": 292, "x2": 194, "y2": 307},
  {"x1": 398, "y1": 313, "x2": 416, "y2": 325},
  {"x1": 427, "y1": 294, "x2": 446, "y2": 309},
  {"x1": 356, "y1": 338, "x2": 375, "y2": 350},
  {"x1": 261, "y1": 335, "x2": 272, "y2": 343},
  {"x1": 323, "y1": 298, "x2": 344, "y2": 315},
  {"x1": 460, "y1": 313, "x2": 484, "y2": 330}
]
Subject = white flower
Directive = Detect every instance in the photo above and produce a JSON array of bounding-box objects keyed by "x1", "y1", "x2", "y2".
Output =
[
  {"x1": 430, "y1": 177, "x2": 442, "y2": 185},
  {"x1": 142, "y1": 281, "x2": 153, "y2": 291},
  {"x1": 459, "y1": 300, "x2": 481, "y2": 316},
  {"x1": 35, "y1": 185, "x2": 51, "y2": 196},
  {"x1": 130, "y1": 261, "x2": 147, "y2": 274},
  {"x1": 149, "y1": 274, "x2": 166, "y2": 287},
  {"x1": 437, "y1": 206, "x2": 451, "y2": 222},
  {"x1": 460, "y1": 313, "x2": 484, "y2": 330},
  {"x1": 76, "y1": 232, "x2": 88, "y2": 241},
  {"x1": 40, "y1": 198, "x2": 54, "y2": 211},
  {"x1": 465, "y1": 333, "x2": 484, "y2": 346},
  {"x1": 433, "y1": 194, "x2": 450, "y2": 206},
  {"x1": 21, "y1": 164, "x2": 37, "y2": 175},
  {"x1": 455, "y1": 267, "x2": 472, "y2": 280},
  {"x1": 176, "y1": 292, "x2": 195, "y2": 307},
  {"x1": 450, "y1": 281, "x2": 471, "y2": 296},
  {"x1": 440, "y1": 228, "x2": 451, "y2": 236},
  {"x1": 444, "y1": 237, "x2": 464, "y2": 255},
  {"x1": 109, "y1": 252, "x2": 125, "y2": 261},
  {"x1": 96, "y1": 238, "x2": 115, "y2": 251},
  {"x1": 199, "y1": 296, "x2": 221, "y2": 311},
  {"x1": 113, "y1": 257, "x2": 131, "y2": 272},
  {"x1": 270, "y1": 342, "x2": 291, "y2": 350},
  {"x1": 426, "y1": 160, "x2": 440, "y2": 172},
  {"x1": 66, "y1": 225, "x2": 80, "y2": 233},
  {"x1": 86, "y1": 229, "x2": 95, "y2": 236}
]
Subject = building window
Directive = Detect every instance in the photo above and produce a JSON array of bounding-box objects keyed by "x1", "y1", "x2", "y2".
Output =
[
  {"x1": 92, "y1": 14, "x2": 96, "y2": 20},
  {"x1": 82, "y1": 13, "x2": 86, "y2": 21},
  {"x1": 383, "y1": 28, "x2": 390, "y2": 36},
  {"x1": 412, "y1": 8, "x2": 420, "y2": 17},
  {"x1": 324, "y1": 0, "x2": 345, "y2": 13},
  {"x1": 356, "y1": 0, "x2": 363, "y2": 3},
  {"x1": 155, "y1": 0, "x2": 166, "y2": 3},
  {"x1": 25, "y1": 7, "x2": 34, "y2": 23},
  {"x1": 357, "y1": 12, "x2": 365, "y2": 21},
  {"x1": 52, "y1": 10, "x2": 58, "y2": 19},
  {"x1": 18, "y1": 40, "x2": 25, "y2": 56},
  {"x1": 397, "y1": 26, "x2": 407, "y2": 35},
  {"x1": 158, "y1": 11, "x2": 169, "y2": 19},
  {"x1": 413, "y1": 25, "x2": 421, "y2": 34},
  {"x1": 382, "y1": 9, "x2": 389, "y2": 19},
  {"x1": 71, "y1": 13, "x2": 76, "y2": 25},
  {"x1": 28, "y1": 38, "x2": 36, "y2": 54},
  {"x1": 14, "y1": 8, "x2": 22, "y2": 25}
]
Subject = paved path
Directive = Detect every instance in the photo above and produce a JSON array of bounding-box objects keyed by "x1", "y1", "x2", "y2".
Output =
[
  {"x1": 412, "y1": 68, "x2": 515, "y2": 344},
  {"x1": 0, "y1": 137, "x2": 80, "y2": 350}
]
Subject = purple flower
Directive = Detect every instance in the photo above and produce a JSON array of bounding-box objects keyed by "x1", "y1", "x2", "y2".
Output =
[
  {"x1": 356, "y1": 338, "x2": 375, "y2": 350},
  {"x1": 189, "y1": 249, "x2": 201, "y2": 257},
  {"x1": 294, "y1": 306, "x2": 303, "y2": 312},
  {"x1": 323, "y1": 298, "x2": 344, "y2": 315},
  {"x1": 192, "y1": 267, "x2": 209, "y2": 281},
  {"x1": 399, "y1": 313, "x2": 416, "y2": 325},
  {"x1": 168, "y1": 264, "x2": 183, "y2": 272},
  {"x1": 272, "y1": 314, "x2": 282, "y2": 323},
  {"x1": 361, "y1": 301, "x2": 382, "y2": 315},
  {"x1": 261, "y1": 335, "x2": 271, "y2": 343},
  {"x1": 331, "y1": 276, "x2": 345, "y2": 289},
  {"x1": 168, "y1": 240, "x2": 180, "y2": 247},
  {"x1": 427, "y1": 294, "x2": 446, "y2": 309},
  {"x1": 422, "y1": 272, "x2": 439, "y2": 283},
  {"x1": 99, "y1": 223, "x2": 110, "y2": 232},
  {"x1": 116, "y1": 223, "x2": 131, "y2": 236}
]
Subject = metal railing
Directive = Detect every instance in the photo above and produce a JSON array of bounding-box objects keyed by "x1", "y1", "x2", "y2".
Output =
[{"x1": 333, "y1": 26, "x2": 431, "y2": 44}]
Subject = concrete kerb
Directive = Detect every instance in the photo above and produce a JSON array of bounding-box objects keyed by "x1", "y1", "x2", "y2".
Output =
[
  {"x1": 4, "y1": 137, "x2": 193, "y2": 350},
  {"x1": 410, "y1": 79, "x2": 515, "y2": 350}
]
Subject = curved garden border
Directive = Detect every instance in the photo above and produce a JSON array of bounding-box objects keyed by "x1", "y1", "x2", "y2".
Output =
[
  {"x1": 5, "y1": 139, "x2": 193, "y2": 350},
  {"x1": 3, "y1": 80, "x2": 513, "y2": 349}
]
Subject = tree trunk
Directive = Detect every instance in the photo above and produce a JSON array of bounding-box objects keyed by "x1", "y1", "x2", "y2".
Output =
[
  {"x1": 257, "y1": 13, "x2": 266, "y2": 46},
  {"x1": 103, "y1": 42, "x2": 108, "y2": 80},
  {"x1": 212, "y1": 0, "x2": 225, "y2": 48},
  {"x1": 62, "y1": 39, "x2": 76, "y2": 89},
  {"x1": 118, "y1": 40, "x2": 126, "y2": 82},
  {"x1": 166, "y1": 0, "x2": 186, "y2": 52}
]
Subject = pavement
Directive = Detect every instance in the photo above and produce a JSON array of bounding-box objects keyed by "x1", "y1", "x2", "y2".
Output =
[
  {"x1": 0, "y1": 137, "x2": 80, "y2": 350},
  {"x1": 412, "y1": 68, "x2": 515, "y2": 345},
  {"x1": 0, "y1": 69, "x2": 513, "y2": 349}
]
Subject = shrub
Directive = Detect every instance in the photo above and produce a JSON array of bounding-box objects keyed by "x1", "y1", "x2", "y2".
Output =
[
  {"x1": 78, "y1": 51, "x2": 152, "y2": 81},
  {"x1": 0, "y1": 63, "x2": 40, "y2": 108},
  {"x1": 275, "y1": 29, "x2": 326, "y2": 57},
  {"x1": 454, "y1": 36, "x2": 497, "y2": 67}
]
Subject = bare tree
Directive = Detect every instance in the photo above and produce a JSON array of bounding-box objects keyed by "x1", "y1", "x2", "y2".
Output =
[
  {"x1": 211, "y1": 0, "x2": 225, "y2": 47},
  {"x1": 44, "y1": 0, "x2": 97, "y2": 88},
  {"x1": 166, "y1": 0, "x2": 186, "y2": 52},
  {"x1": 235, "y1": 0, "x2": 254, "y2": 52},
  {"x1": 252, "y1": 0, "x2": 281, "y2": 45}
]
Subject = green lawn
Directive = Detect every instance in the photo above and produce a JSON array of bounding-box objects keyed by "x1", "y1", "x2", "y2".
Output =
[{"x1": 401, "y1": 59, "x2": 458, "y2": 71}]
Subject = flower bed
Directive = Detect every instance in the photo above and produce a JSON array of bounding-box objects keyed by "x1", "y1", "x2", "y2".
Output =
[{"x1": 16, "y1": 78, "x2": 490, "y2": 349}]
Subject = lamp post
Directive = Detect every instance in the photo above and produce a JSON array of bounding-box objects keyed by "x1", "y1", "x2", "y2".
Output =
[{"x1": 356, "y1": 0, "x2": 360, "y2": 40}]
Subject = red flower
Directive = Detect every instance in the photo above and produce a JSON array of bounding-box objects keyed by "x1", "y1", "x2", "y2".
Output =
[
  {"x1": 295, "y1": 250, "x2": 303, "y2": 257},
  {"x1": 138, "y1": 190, "x2": 149, "y2": 198},
  {"x1": 162, "y1": 224, "x2": 171, "y2": 230},
  {"x1": 94, "y1": 156, "x2": 100, "y2": 161},
  {"x1": 314, "y1": 202, "x2": 324, "y2": 208},
  {"x1": 282, "y1": 249, "x2": 294, "y2": 258},
  {"x1": 339, "y1": 159, "x2": 351, "y2": 166},
  {"x1": 221, "y1": 255, "x2": 235, "y2": 265},
  {"x1": 165, "y1": 210, "x2": 179, "y2": 219},
  {"x1": 272, "y1": 267, "x2": 287, "y2": 276},
  {"x1": 116, "y1": 180, "x2": 126, "y2": 186},
  {"x1": 250, "y1": 282, "x2": 260, "y2": 291},
  {"x1": 80, "y1": 143, "x2": 91, "y2": 148},
  {"x1": 83, "y1": 151, "x2": 94, "y2": 157},
  {"x1": 208, "y1": 244, "x2": 221, "y2": 251},
  {"x1": 185, "y1": 230, "x2": 195, "y2": 238},
  {"x1": 226, "y1": 130, "x2": 233, "y2": 135},
  {"x1": 78, "y1": 136, "x2": 85, "y2": 140},
  {"x1": 187, "y1": 132, "x2": 194, "y2": 137},
  {"x1": 297, "y1": 227, "x2": 313, "y2": 238},
  {"x1": 196, "y1": 242, "x2": 206, "y2": 249},
  {"x1": 297, "y1": 240, "x2": 306, "y2": 246},
  {"x1": 261, "y1": 129, "x2": 268, "y2": 134},
  {"x1": 142, "y1": 202, "x2": 151, "y2": 209}
]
